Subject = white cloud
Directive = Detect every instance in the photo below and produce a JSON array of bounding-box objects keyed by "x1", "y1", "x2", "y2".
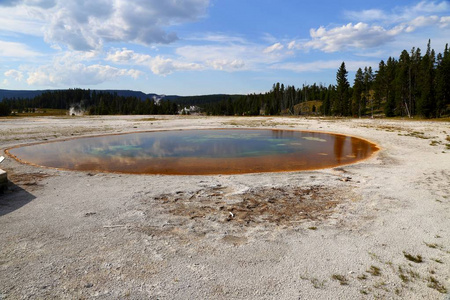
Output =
[
  {"x1": 406, "y1": 15, "x2": 440, "y2": 32},
  {"x1": 105, "y1": 36, "x2": 297, "y2": 75},
  {"x1": 106, "y1": 39, "x2": 293, "y2": 76},
  {"x1": 441, "y1": 16, "x2": 450, "y2": 27},
  {"x1": 0, "y1": 40, "x2": 42, "y2": 58},
  {"x1": 409, "y1": 1, "x2": 450, "y2": 15},
  {"x1": 304, "y1": 22, "x2": 395, "y2": 52},
  {"x1": 344, "y1": 9, "x2": 387, "y2": 22},
  {"x1": 0, "y1": 0, "x2": 210, "y2": 50},
  {"x1": 0, "y1": 6, "x2": 45, "y2": 36},
  {"x1": 149, "y1": 56, "x2": 203, "y2": 75},
  {"x1": 287, "y1": 41, "x2": 296, "y2": 50},
  {"x1": 302, "y1": 1, "x2": 450, "y2": 54},
  {"x1": 176, "y1": 42, "x2": 291, "y2": 71},
  {"x1": 106, "y1": 49, "x2": 143, "y2": 63},
  {"x1": 208, "y1": 59, "x2": 245, "y2": 71},
  {"x1": 345, "y1": 1, "x2": 450, "y2": 23},
  {"x1": 176, "y1": 45, "x2": 252, "y2": 70},
  {"x1": 22, "y1": 52, "x2": 142, "y2": 86},
  {"x1": 27, "y1": 64, "x2": 141, "y2": 86},
  {"x1": 106, "y1": 48, "x2": 202, "y2": 75},
  {"x1": 272, "y1": 60, "x2": 378, "y2": 73},
  {"x1": 186, "y1": 33, "x2": 247, "y2": 44},
  {"x1": 4, "y1": 69, "x2": 24, "y2": 81},
  {"x1": 263, "y1": 43, "x2": 284, "y2": 54}
]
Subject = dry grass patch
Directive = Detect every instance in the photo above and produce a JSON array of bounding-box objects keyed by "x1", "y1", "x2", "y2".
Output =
[
  {"x1": 403, "y1": 252, "x2": 423, "y2": 263},
  {"x1": 133, "y1": 118, "x2": 163, "y2": 122},
  {"x1": 367, "y1": 265, "x2": 382, "y2": 276},
  {"x1": 398, "y1": 266, "x2": 420, "y2": 283},
  {"x1": 331, "y1": 274, "x2": 349, "y2": 285},
  {"x1": 427, "y1": 276, "x2": 448, "y2": 294}
]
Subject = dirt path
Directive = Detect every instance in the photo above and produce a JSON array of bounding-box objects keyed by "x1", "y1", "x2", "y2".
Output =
[{"x1": 0, "y1": 116, "x2": 449, "y2": 299}]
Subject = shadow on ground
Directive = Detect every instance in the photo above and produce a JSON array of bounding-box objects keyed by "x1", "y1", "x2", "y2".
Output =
[{"x1": 0, "y1": 182, "x2": 36, "y2": 217}]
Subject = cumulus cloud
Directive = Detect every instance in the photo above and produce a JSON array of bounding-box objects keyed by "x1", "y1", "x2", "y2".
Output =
[
  {"x1": 105, "y1": 39, "x2": 292, "y2": 76},
  {"x1": 21, "y1": 52, "x2": 142, "y2": 86},
  {"x1": 302, "y1": 1, "x2": 450, "y2": 54},
  {"x1": 304, "y1": 23, "x2": 395, "y2": 52},
  {"x1": 406, "y1": 15, "x2": 440, "y2": 32},
  {"x1": 106, "y1": 48, "x2": 202, "y2": 75},
  {"x1": 5, "y1": 69, "x2": 24, "y2": 81},
  {"x1": 27, "y1": 64, "x2": 140, "y2": 86},
  {"x1": 1, "y1": 0, "x2": 210, "y2": 50},
  {"x1": 106, "y1": 49, "x2": 142, "y2": 63},
  {"x1": 149, "y1": 56, "x2": 203, "y2": 75}
]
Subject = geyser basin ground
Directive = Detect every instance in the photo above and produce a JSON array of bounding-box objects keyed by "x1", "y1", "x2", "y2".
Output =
[
  {"x1": 1, "y1": 116, "x2": 450, "y2": 299},
  {"x1": 8, "y1": 129, "x2": 378, "y2": 175}
]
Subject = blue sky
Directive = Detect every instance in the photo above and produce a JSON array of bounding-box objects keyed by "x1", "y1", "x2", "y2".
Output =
[{"x1": 0, "y1": 0, "x2": 449, "y2": 95}]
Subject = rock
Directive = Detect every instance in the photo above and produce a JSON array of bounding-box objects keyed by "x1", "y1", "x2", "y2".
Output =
[{"x1": 0, "y1": 169, "x2": 7, "y2": 191}]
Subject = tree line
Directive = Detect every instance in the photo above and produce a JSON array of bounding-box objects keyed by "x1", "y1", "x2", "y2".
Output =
[
  {"x1": 202, "y1": 41, "x2": 449, "y2": 118},
  {"x1": 202, "y1": 83, "x2": 334, "y2": 116},
  {"x1": 1, "y1": 89, "x2": 178, "y2": 115}
]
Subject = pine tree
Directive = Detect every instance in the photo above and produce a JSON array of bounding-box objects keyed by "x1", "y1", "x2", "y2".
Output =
[
  {"x1": 395, "y1": 50, "x2": 412, "y2": 117},
  {"x1": 335, "y1": 62, "x2": 350, "y2": 116},
  {"x1": 384, "y1": 57, "x2": 397, "y2": 117},
  {"x1": 435, "y1": 44, "x2": 450, "y2": 117},
  {"x1": 352, "y1": 68, "x2": 364, "y2": 117},
  {"x1": 409, "y1": 47, "x2": 422, "y2": 116},
  {"x1": 417, "y1": 40, "x2": 436, "y2": 118},
  {"x1": 0, "y1": 102, "x2": 11, "y2": 116},
  {"x1": 363, "y1": 66, "x2": 373, "y2": 117},
  {"x1": 374, "y1": 60, "x2": 386, "y2": 111}
]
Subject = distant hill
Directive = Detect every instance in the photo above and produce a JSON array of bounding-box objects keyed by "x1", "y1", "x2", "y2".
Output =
[
  {"x1": 0, "y1": 89, "x2": 46, "y2": 100},
  {"x1": 0, "y1": 89, "x2": 243, "y2": 107},
  {"x1": 0, "y1": 89, "x2": 169, "y2": 101}
]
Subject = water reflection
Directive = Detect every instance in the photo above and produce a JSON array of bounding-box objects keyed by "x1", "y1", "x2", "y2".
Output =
[
  {"x1": 9, "y1": 129, "x2": 378, "y2": 175},
  {"x1": 333, "y1": 135, "x2": 347, "y2": 163}
]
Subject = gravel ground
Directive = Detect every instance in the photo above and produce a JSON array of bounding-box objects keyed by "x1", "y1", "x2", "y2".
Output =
[{"x1": 0, "y1": 115, "x2": 449, "y2": 299}]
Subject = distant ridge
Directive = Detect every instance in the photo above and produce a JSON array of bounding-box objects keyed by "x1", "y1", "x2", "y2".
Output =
[
  {"x1": 0, "y1": 89, "x2": 244, "y2": 107},
  {"x1": 0, "y1": 89, "x2": 46, "y2": 100},
  {"x1": 0, "y1": 89, "x2": 175, "y2": 101}
]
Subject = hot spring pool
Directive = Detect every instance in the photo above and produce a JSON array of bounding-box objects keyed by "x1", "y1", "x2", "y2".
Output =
[{"x1": 7, "y1": 129, "x2": 379, "y2": 175}]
